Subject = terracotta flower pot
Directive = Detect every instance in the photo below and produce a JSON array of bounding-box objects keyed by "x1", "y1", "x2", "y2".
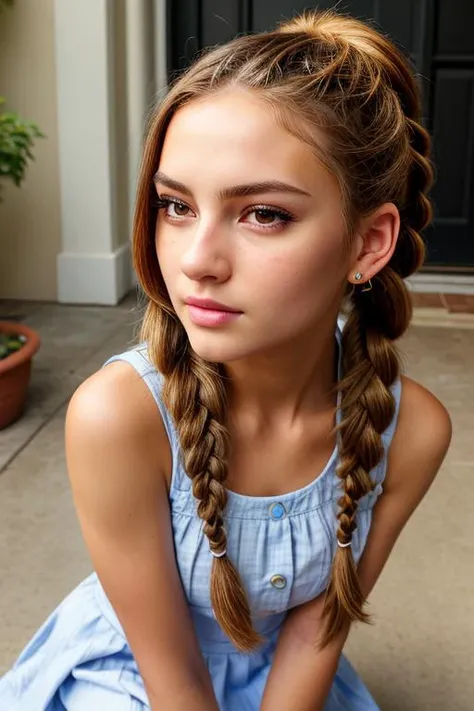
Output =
[{"x1": 0, "y1": 321, "x2": 41, "y2": 430}]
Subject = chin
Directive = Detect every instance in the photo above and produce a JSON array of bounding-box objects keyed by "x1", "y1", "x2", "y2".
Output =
[{"x1": 186, "y1": 329, "x2": 252, "y2": 365}]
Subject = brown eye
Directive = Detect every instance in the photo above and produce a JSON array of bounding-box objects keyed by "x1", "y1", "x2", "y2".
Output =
[
  {"x1": 242, "y1": 206, "x2": 294, "y2": 230},
  {"x1": 173, "y1": 203, "x2": 190, "y2": 217},
  {"x1": 155, "y1": 197, "x2": 193, "y2": 219},
  {"x1": 254, "y1": 209, "x2": 277, "y2": 224}
]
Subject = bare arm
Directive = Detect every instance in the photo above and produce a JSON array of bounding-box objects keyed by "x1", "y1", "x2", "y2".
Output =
[
  {"x1": 260, "y1": 377, "x2": 452, "y2": 711},
  {"x1": 66, "y1": 362, "x2": 219, "y2": 711}
]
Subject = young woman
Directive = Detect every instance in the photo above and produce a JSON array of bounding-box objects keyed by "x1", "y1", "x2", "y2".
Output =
[{"x1": 0, "y1": 9, "x2": 451, "y2": 711}]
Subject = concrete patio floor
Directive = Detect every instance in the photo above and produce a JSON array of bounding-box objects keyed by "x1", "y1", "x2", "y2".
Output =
[{"x1": 0, "y1": 291, "x2": 473, "y2": 711}]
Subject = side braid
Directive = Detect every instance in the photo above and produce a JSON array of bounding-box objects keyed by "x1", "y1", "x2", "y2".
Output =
[
  {"x1": 321, "y1": 116, "x2": 433, "y2": 646},
  {"x1": 321, "y1": 300, "x2": 400, "y2": 643},
  {"x1": 394, "y1": 118, "x2": 434, "y2": 278},
  {"x1": 144, "y1": 305, "x2": 262, "y2": 652}
]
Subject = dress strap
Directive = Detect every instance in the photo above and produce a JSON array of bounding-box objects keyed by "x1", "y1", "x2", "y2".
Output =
[{"x1": 103, "y1": 345, "x2": 187, "y2": 492}]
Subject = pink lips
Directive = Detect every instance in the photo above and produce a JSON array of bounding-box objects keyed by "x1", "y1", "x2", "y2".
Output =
[{"x1": 185, "y1": 297, "x2": 242, "y2": 327}]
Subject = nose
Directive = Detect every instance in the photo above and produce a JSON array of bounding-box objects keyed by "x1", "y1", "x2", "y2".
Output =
[{"x1": 181, "y1": 220, "x2": 232, "y2": 284}]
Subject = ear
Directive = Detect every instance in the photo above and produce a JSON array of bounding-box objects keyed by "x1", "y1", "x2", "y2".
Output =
[{"x1": 347, "y1": 203, "x2": 400, "y2": 285}]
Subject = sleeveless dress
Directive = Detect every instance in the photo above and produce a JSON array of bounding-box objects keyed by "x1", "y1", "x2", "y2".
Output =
[{"x1": 0, "y1": 325, "x2": 401, "y2": 711}]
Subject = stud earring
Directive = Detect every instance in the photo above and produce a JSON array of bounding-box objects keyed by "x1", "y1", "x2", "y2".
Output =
[{"x1": 354, "y1": 272, "x2": 363, "y2": 281}]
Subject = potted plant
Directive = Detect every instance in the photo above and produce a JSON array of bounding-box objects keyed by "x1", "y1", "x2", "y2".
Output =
[
  {"x1": 0, "y1": 324, "x2": 41, "y2": 428},
  {"x1": 0, "y1": 2, "x2": 45, "y2": 428}
]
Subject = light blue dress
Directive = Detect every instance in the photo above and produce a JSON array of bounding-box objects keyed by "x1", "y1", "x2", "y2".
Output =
[{"x1": 0, "y1": 327, "x2": 401, "y2": 711}]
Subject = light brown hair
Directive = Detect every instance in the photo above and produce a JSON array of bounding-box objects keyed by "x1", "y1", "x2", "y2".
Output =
[{"x1": 133, "y1": 9, "x2": 433, "y2": 651}]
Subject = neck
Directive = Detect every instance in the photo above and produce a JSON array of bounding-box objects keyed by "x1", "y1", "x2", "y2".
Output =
[{"x1": 224, "y1": 316, "x2": 340, "y2": 426}]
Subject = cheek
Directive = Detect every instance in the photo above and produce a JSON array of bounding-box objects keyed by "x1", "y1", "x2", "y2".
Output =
[
  {"x1": 153, "y1": 235, "x2": 182, "y2": 316},
  {"x1": 257, "y1": 239, "x2": 347, "y2": 317},
  {"x1": 155, "y1": 225, "x2": 179, "y2": 288}
]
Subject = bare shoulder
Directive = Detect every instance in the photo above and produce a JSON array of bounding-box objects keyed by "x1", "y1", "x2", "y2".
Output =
[
  {"x1": 352, "y1": 376, "x2": 452, "y2": 598},
  {"x1": 66, "y1": 360, "x2": 171, "y2": 496},
  {"x1": 384, "y1": 374, "x2": 452, "y2": 495},
  {"x1": 67, "y1": 359, "x2": 162, "y2": 433},
  {"x1": 64, "y1": 363, "x2": 211, "y2": 701}
]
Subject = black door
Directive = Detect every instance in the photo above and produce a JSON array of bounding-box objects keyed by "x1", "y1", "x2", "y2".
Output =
[{"x1": 168, "y1": 0, "x2": 474, "y2": 270}]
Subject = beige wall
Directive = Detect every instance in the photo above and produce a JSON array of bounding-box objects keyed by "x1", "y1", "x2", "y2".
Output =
[
  {"x1": 113, "y1": 0, "x2": 131, "y2": 251},
  {"x1": 0, "y1": 0, "x2": 61, "y2": 301},
  {"x1": 0, "y1": 0, "x2": 167, "y2": 304}
]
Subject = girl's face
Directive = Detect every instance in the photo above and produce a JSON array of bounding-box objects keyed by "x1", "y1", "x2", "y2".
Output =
[{"x1": 155, "y1": 89, "x2": 351, "y2": 364}]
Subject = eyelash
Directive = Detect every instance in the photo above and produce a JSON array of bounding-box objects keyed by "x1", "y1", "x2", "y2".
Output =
[{"x1": 153, "y1": 195, "x2": 295, "y2": 231}]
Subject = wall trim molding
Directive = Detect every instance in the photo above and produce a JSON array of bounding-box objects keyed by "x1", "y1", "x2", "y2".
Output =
[
  {"x1": 407, "y1": 273, "x2": 474, "y2": 295},
  {"x1": 57, "y1": 242, "x2": 132, "y2": 305}
]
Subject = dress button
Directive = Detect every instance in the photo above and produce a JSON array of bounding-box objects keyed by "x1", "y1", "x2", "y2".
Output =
[
  {"x1": 270, "y1": 574, "x2": 287, "y2": 589},
  {"x1": 269, "y1": 502, "x2": 286, "y2": 520}
]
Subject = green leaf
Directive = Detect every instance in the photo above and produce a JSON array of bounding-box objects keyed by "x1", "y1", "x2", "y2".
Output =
[{"x1": 0, "y1": 102, "x2": 45, "y2": 186}]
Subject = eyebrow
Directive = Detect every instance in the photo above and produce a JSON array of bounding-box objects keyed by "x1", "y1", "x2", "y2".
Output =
[{"x1": 153, "y1": 170, "x2": 312, "y2": 200}]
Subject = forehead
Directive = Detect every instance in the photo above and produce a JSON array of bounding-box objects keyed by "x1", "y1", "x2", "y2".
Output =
[{"x1": 159, "y1": 89, "x2": 337, "y2": 194}]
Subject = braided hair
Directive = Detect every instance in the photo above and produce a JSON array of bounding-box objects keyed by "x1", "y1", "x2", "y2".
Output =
[{"x1": 133, "y1": 9, "x2": 433, "y2": 651}]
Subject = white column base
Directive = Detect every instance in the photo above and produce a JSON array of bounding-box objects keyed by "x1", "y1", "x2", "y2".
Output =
[{"x1": 57, "y1": 242, "x2": 132, "y2": 305}]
